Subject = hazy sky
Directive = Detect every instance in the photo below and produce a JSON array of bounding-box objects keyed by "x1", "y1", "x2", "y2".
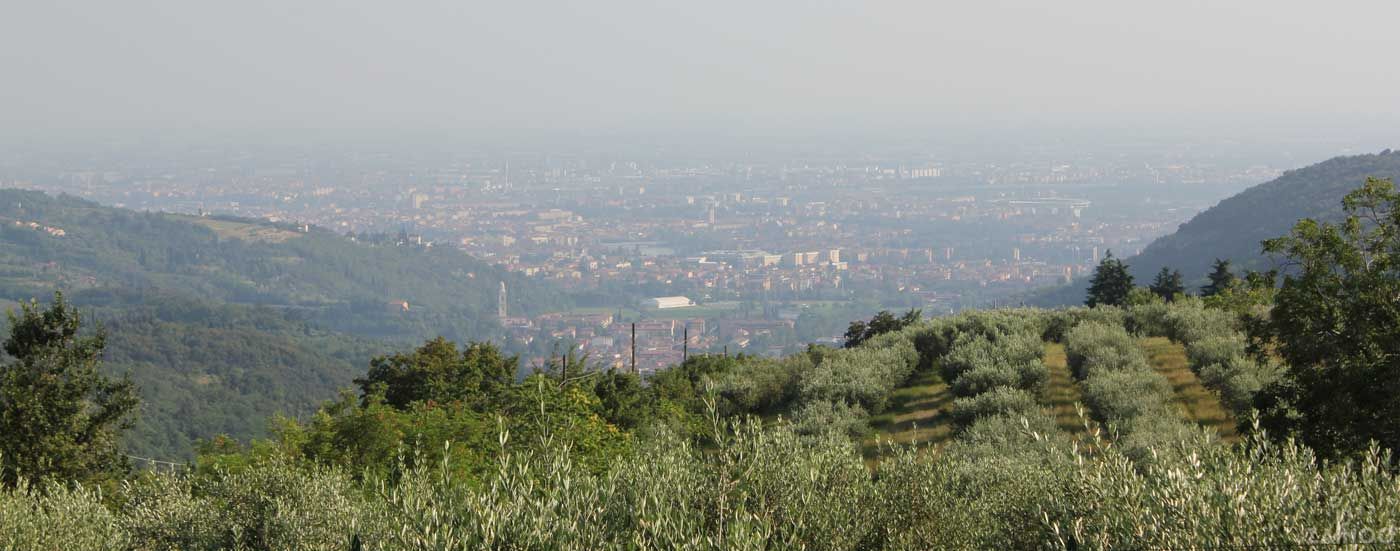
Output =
[{"x1": 3, "y1": 0, "x2": 1399, "y2": 141}]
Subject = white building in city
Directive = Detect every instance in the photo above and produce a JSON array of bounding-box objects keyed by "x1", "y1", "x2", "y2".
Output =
[{"x1": 647, "y1": 296, "x2": 695, "y2": 309}]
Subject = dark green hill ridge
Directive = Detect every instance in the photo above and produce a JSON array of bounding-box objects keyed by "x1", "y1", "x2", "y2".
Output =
[
  {"x1": 1031, "y1": 149, "x2": 1400, "y2": 305},
  {"x1": 0, "y1": 189, "x2": 572, "y2": 458}
]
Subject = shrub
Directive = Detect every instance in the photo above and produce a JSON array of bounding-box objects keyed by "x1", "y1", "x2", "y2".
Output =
[
  {"x1": 941, "y1": 333, "x2": 996, "y2": 382},
  {"x1": 1013, "y1": 360, "x2": 1049, "y2": 394},
  {"x1": 876, "y1": 415, "x2": 1074, "y2": 550},
  {"x1": 911, "y1": 322, "x2": 957, "y2": 370},
  {"x1": 950, "y1": 388, "x2": 1042, "y2": 431},
  {"x1": 1044, "y1": 431, "x2": 1400, "y2": 549},
  {"x1": 951, "y1": 364, "x2": 1020, "y2": 397},
  {"x1": 1112, "y1": 412, "x2": 1205, "y2": 465},
  {"x1": 792, "y1": 400, "x2": 872, "y2": 439},
  {"x1": 1081, "y1": 369, "x2": 1173, "y2": 424},
  {"x1": 1185, "y1": 335, "x2": 1247, "y2": 374},
  {"x1": 1043, "y1": 307, "x2": 1127, "y2": 343},
  {"x1": 943, "y1": 330, "x2": 1044, "y2": 384},
  {"x1": 1161, "y1": 300, "x2": 1236, "y2": 345},
  {"x1": 798, "y1": 355, "x2": 888, "y2": 414},
  {"x1": 0, "y1": 478, "x2": 129, "y2": 550},
  {"x1": 1064, "y1": 321, "x2": 1145, "y2": 379},
  {"x1": 1125, "y1": 302, "x2": 1173, "y2": 337},
  {"x1": 798, "y1": 339, "x2": 916, "y2": 415},
  {"x1": 1198, "y1": 356, "x2": 1284, "y2": 416},
  {"x1": 718, "y1": 354, "x2": 813, "y2": 414},
  {"x1": 121, "y1": 456, "x2": 382, "y2": 550}
]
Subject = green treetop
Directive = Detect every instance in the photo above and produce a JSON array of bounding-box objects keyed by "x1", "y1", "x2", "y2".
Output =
[
  {"x1": 354, "y1": 337, "x2": 517, "y2": 411},
  {"x1": 1148, "y1": 266, "x2": 1186, "y2": 302},
  {"x1": 0, "y1": 292, "x2": 138, "y2": 487},
  {"x1": 1250, "y1": 177, "x2": 1400, "y2": 459},
  {"x1": 1086, "y1": 251, "x2": 1134, "y2": 308},
  {"x1": 1200, "y1": 258, "x2": 1237, "y2": 297}
]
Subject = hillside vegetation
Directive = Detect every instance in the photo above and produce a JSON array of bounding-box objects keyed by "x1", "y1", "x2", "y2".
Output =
[
  {"x1": 1033, "y1": 149, "x2": 1400, "y2": 305},
  {"x1": 4, "y1": 303, "x2": 1396, "y2": 549},
  {"x1": 0, "y1": 189, "x2": 571, "y2": 457}
]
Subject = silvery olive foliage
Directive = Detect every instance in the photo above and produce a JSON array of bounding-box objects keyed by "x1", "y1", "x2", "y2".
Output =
[
  {"x1": 950, "y1": 387, "x2": 1042, "y2": 432},
  {"x1": 797, "y1": 326, "x2": 919, "y2": 414},
  {"x1": 1044, "y1": 424, "x2": 1400, "y2": 549},
  {"x1": 3, "y1": 307, "x2": 1396, "y2": 550},
  {"x1": 1164, "y1": 300, "x2": 1283, "y2": 421},
  {"x1": 0, "y1": 475, "x2": 129, "y2": 550},
  {"x1": 1065, "y1": 321, "x2": 1200, "y2": 462}
]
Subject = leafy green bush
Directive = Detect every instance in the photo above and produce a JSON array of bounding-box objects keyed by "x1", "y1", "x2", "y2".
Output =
[
  {"x1": 1161, "y1": 299, "x2": 1236, "y2": 345},
  {"x1": 120, "y1": 455, "x2": 384, "y2": 551},
  {"x1": 792, "y1": 400, "x2": 872, "y2": 439},
  {"x1": 951, "y1": 364, "x2": 1021, "y2": 397},
  {"x1": 0, "y1": 478, "x2": 128, "y2": 550},
  {"x1": 2, "y1": 413, "x2": 1398, "y2": 550},
  {"x1": 1185, "y1": 335, "x2": 1247, "y2": 374},
  {"x1": 950, "y1": 388, "x2": 1042, "y2": 431},
  {"x1": 1080, "y1": 369, "x2": 1173, "y2": 423},
  {"x1": 1176, "y1": 317, "x2": 1281, "y2": 422},
  {"x1": 1198, "y1": 356, "x2": 1284, "y2": 416},
  {"x1": 718, "y1": 354, "x2": 814, "y2": 415},
  {"x1": 1064, "y1": 319, "x2": 1198, "y2": 459},
  {"x1": 798, "y1": 333, "x2": 917, "y2": 414},
  {"x1": 1125, "y1": 302, "x2": 1173, "y2": 337},
  {"x1": 1042, "y1": 307, "x2": 1126, "y2": 343},
  {"x1": 876, "y1": 416, "x2": 1075, "y2": 550},
  {"x1": 7, "y1": 304, "x2": 1398, "y2": 550},
  {"x1": 1064, "y1": 321, "x2": 1145, "y2": 379},
  {"x1": 1045, "y1": 429, "x2": 1400, "y2": 549},
  {"x1": 950, "y1": 361, "x2": 1046, "y2": 398}
]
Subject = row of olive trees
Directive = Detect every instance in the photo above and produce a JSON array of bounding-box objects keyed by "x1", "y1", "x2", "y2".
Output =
[
  {"x1": 1064, "y1": 321, "x2": 1201, "y2": 462},
  {"x1": 1126, "y1": 299, "x2": 1283, "y2": 420},
  {"x1": 935, "y1": 314, "x2": 1049, "y2": 432},
  {"x1": 791, "y1": 326, "x2": 921, "y2": 437}
]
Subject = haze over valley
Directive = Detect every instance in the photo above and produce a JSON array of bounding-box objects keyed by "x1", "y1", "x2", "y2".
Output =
[{"x1": 3, "y1": 2, "x2": 1400, "y2": 549}]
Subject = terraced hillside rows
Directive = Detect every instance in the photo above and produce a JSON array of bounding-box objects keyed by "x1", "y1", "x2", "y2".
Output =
[
  {"x1": 862, "y1": 306, "x2": 1260, "y2": 461},
  {"x1": 862, "y1": 368, "x2": 954, "y2": 458},
  {"x1": 1140, "y1": 336, "x2": 1238, "y2": 441},
  {"x1": 1042, "y1": 342, "x2": 1088, "y2": 438}
]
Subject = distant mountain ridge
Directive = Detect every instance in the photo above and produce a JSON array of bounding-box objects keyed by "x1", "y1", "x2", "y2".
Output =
[
  {"x1": 1031, "y1": 149, "x2": 1400, "y2": 306},
  {"x1": 0, "y1": 189, "x2": 572, "y2": 458}
]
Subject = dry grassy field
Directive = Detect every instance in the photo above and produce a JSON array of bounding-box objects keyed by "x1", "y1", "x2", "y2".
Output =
[
  {"x1": 863, "y1": 368, "x2": 954, "y2": 461},
  {"x1": 1042, "y1": 342, "x2": 1090, "y2": 438},
  {"x1": 1139, "y1": 336, "x2": 1239, "y2": 441},
  {"x1": 175, "y1": 216, "x2": 303, "y2": 243}
]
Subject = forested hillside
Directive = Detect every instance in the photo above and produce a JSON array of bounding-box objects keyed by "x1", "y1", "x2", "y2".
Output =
[
  {"x1": 1031, "y1": 149, "x2": 1400, "y2": 305},
  {"x1": 0, "y1": 189, "x2": 572, "y2": 457}
]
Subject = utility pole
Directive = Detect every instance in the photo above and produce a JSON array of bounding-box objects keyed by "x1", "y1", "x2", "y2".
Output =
[
  {"x1": 630, "y1": 322, "x2": 637, "y2": 375},
  {"x1": 682, "y1": 326, "x2": 689, "y2": 363}
]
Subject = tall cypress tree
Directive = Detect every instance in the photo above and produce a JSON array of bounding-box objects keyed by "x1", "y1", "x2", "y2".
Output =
[
  {"x1": 1149, "y1": 266, "x2": 1186, "y2": 302},
  {"x1": 1086, "y1": 250, "x2": 1134, "y2": 308},
  {"x1": 1201, "y1": 258, "x2": 1236, "y2": 297}
]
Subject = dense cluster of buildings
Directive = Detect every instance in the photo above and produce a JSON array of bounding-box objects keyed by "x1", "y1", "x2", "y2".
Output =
[{"x1": 6, "y1": 145, "x2": 1282, "y2": 365}]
